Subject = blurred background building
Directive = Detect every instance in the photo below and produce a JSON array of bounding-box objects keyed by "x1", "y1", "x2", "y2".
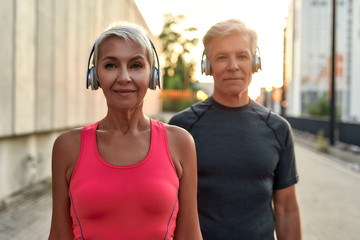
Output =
[
  {"x1": 284, "y1": 0, "x2": 360, "y2": 122},
  {"x1": 0, "y1": 0, "x2": 162, "y2": 202}
]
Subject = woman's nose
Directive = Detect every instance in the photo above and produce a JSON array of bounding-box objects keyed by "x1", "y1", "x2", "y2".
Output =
[{"x1": 117, "y1": 67, "x2": 131, "y2": 84}]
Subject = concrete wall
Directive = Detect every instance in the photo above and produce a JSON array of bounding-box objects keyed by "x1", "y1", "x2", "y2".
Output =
[{"x1": 0, "y1": 0, "x2": 162, "y2": 201}]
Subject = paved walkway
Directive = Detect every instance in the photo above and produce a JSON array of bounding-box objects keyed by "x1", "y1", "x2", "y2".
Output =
[
  {"x1": 295, "y1": 144, "x2": 360, "y2": 240},
  {"x1": 0, "y1": 140, "x2": 359, "y2": 239},
  {"x1": 0, "y1": 181, "x2": 52, "y2": 239}
]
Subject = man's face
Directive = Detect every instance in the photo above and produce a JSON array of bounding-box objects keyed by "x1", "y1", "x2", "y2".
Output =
[{"x1": 208, "y1": 34, "x2": 253, "y2": 99}]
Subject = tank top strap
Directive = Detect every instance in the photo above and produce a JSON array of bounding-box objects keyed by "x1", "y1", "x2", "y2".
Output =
[
  {"x1": 71, "y1": 122, "x2": 99, "y2": 180},
  {"x1": 81, "y1": 121, "x2": 99, "y2": 154},
  {"x1": 150, "y1": 118, "x2": 168, "y2": 153}
]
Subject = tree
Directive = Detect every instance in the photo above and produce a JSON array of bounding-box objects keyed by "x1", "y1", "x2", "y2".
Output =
[{"x1": 158, "y1": 14, "x2": 198, "y2": 89}]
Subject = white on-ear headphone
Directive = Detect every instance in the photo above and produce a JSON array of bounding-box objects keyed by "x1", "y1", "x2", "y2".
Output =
[
  {"x1": 86, "y1": 44, "x2": 98, "y2": 90},
  {"x1": 200, "y1": 47, "x2": 262, "y2": 75},
  {"x1": 86, "y1": 38, "x2": 161, "y2": 90}
]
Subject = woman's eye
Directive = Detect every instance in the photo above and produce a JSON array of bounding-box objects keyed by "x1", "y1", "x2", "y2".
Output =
[{"x1": 105, "y1": 63, "x2": 116, "y2": 68}]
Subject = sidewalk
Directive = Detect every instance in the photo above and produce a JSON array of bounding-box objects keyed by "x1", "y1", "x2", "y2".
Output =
[
  {"x1": 295, "y1": 143, "x2": 360, "y2": 239},
  {"x1": 0, "y1": 131, "x2": 359, "y2": 239},
  {"x1": 0, "y1": 180, "x2": 52, "y2": 240},
  {"x1": 293, "y1": 129, "x2": 360, "y2": 172}
]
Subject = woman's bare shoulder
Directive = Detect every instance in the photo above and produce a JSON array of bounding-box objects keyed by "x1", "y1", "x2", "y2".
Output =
[
  {"x1": 165, "y1": 123, "x2": 196, "y2": 177},
  {"x1": 53, "y1": 128, "x2": 82, "y2": 151},
  {"x1": 52, "y1": 128, "x2": 83, "y2": 180},
  {"x1": 165, "y1": 123, "x2": 194, "y2": 144}
]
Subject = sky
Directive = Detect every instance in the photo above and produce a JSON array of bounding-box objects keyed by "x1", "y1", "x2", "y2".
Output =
[{"x1": 134, "y1": 0, "x2": 291, "y2": 99}]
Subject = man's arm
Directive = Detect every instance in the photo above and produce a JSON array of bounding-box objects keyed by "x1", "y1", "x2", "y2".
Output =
[{"x1": 273, "y1": 185, "x2": 302, "y2": 240}]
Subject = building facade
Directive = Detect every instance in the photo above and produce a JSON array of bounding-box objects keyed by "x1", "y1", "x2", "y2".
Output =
[
  {"x1": 284, "y1": 0, "x2": 360, "y2": 122},
  {"x1": 0, "y1": 0, "x2": 161, "y2": 202}
]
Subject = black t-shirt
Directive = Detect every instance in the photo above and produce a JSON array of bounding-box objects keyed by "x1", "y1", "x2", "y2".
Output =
[{"x1": 169, "y1": 97, "x2": 298, "y2": 240}]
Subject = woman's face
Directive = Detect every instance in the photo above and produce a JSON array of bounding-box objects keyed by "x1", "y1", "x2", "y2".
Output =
[{"x1": 96, "y1": 36, "x2": 151, "y2": 111}]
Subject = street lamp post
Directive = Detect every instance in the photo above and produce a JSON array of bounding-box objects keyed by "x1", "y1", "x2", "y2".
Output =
[{"x1": 329, "y1": 0, "x2": 336, "y2": 145}]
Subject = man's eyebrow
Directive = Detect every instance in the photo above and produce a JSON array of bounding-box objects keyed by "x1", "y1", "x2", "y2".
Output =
[
  {"x1": 213, "y1": 50, "x2": 251, "y2": 56},
  {"x1": 213, "y1": 52, "x2": 227, "y2": 57}
]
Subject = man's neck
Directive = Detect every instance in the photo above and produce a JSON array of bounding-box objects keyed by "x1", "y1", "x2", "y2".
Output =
[{"x1": 212, "y1": 94, "x2": 250, "y2": 107}]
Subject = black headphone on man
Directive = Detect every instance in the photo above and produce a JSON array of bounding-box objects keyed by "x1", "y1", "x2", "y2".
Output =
[
  {"x1": 86, "y1": 38, "x2": 161, "y2": 90},
  {"x1": 201, "y1": 47, "x2": 262, "y2": 75}
]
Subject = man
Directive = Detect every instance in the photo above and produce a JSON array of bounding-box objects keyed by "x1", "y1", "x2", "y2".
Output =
[{"x1": 169, "y1": 19, "x2": 301, "y2": 240}]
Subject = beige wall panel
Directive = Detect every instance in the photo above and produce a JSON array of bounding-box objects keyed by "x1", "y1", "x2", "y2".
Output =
[
  {"x1": 0, "y1": 0, "x2": 14, "y2": 136},
  {"x1": 77, "y1": 0, "x2": 90, "y2": 125},
  {"x1": 36, "y1": 0, "x2": 54, "y2": 131},
  {"x1": 14, "y1": 0, "x2": 36, "y2": 135},
  {"x1": 53, "y1": 0, "x2": 68, "y2": 129},
  {"x1": 102, "y1": 0, "x2": 126, "y2": 27},
  {"x1": 66, "y1": 1, "x2": 80, "y2": 127}
]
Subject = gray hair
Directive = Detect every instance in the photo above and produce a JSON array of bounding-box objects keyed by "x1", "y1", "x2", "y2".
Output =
[
  {"x1": 93, "y1": 22, "x2": 154, "y2": 69},
  {"x1": 203, "y1": 19, "x2": 258, "y2": 56}
]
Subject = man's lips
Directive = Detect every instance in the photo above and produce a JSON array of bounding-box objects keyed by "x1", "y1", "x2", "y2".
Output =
[{"x1": 224, "y1": 77, "x2": 244, "y2": 81}]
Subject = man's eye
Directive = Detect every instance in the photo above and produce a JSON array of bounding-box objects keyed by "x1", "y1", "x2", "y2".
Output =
[
  {"x1": 216, "y1": 56, "x2": 226, "y2": 61},
  {"x1": 131, "y1": 63, "x2": 143, "y2": 69}
]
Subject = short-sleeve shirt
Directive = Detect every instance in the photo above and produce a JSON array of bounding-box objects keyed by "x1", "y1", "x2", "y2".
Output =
[{"x1": 169, "y1": 97, "x2": 298, "y2": 240}]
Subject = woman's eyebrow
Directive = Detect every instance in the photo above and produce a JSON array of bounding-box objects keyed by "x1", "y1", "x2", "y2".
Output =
[
  {"x1": 101, "y1": 55, "x2": 146, "y2": 62},
  {"x1": 129, "y1": 55, "x2": 147, "y2": 61}
]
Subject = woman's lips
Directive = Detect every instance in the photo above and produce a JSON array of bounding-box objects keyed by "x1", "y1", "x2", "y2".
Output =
[{"x1": 114, "y1": 89, "x2": 136, "y2": 96}]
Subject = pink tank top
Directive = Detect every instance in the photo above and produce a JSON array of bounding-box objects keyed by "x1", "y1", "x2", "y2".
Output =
[{"x1": 69, "y1": 119, "x2": 179, "y2": 240}]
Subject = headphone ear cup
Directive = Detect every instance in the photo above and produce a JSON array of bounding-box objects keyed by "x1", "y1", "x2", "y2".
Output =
[
  {"x1": 149, "y1": 66, "x2": 156, "y2": 90},
  {"x1": 149, "y1": 66, "x2": 161, "y2": 90},
  {"x1": 147, "y1": 38, "x2": 161, "y2": 90},
  {"x1": 201, "y1": 57, "x2": 211, "y2": 75},
  {"x1": 88, "y1": 67, "x2": 99, "y2": 90},
  {"x1": 253, "y1": 54, "x2": 262, "y2": 73}
]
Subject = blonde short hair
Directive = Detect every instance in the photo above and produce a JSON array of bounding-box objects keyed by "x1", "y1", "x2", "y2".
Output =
[
  {"x1": 203, "y1": 19, "x2": 258, "y2": 56},
  {"x1": 93, "y1": 22, "x2": 154, "y2": 69}
]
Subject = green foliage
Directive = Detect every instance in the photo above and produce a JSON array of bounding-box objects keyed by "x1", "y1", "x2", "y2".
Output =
[
  {"x1": 166, "y1": 75, "x2": 183, "y2": 89},
  {"x1": 159, "y1": 13, "x2": 198, "y2": 90},
  {"x1": 307, "y1": 94, "x2": 341, "y2": 120},
  {"x1": 162, "y1": 96, "x2": 198, "y2": 112},
  {"x1": 308, "y1": 94, "x2": 329, "y2": 117}
]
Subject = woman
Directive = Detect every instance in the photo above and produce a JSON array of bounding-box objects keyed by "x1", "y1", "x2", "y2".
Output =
[{"x1": 48, "y1": 22, "x2": 202, "y2": 240}]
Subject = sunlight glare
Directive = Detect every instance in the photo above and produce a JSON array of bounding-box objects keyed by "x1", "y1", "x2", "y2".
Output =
[{"x1": 134, "y1": 0, "x2": 291, "y2": 96}]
